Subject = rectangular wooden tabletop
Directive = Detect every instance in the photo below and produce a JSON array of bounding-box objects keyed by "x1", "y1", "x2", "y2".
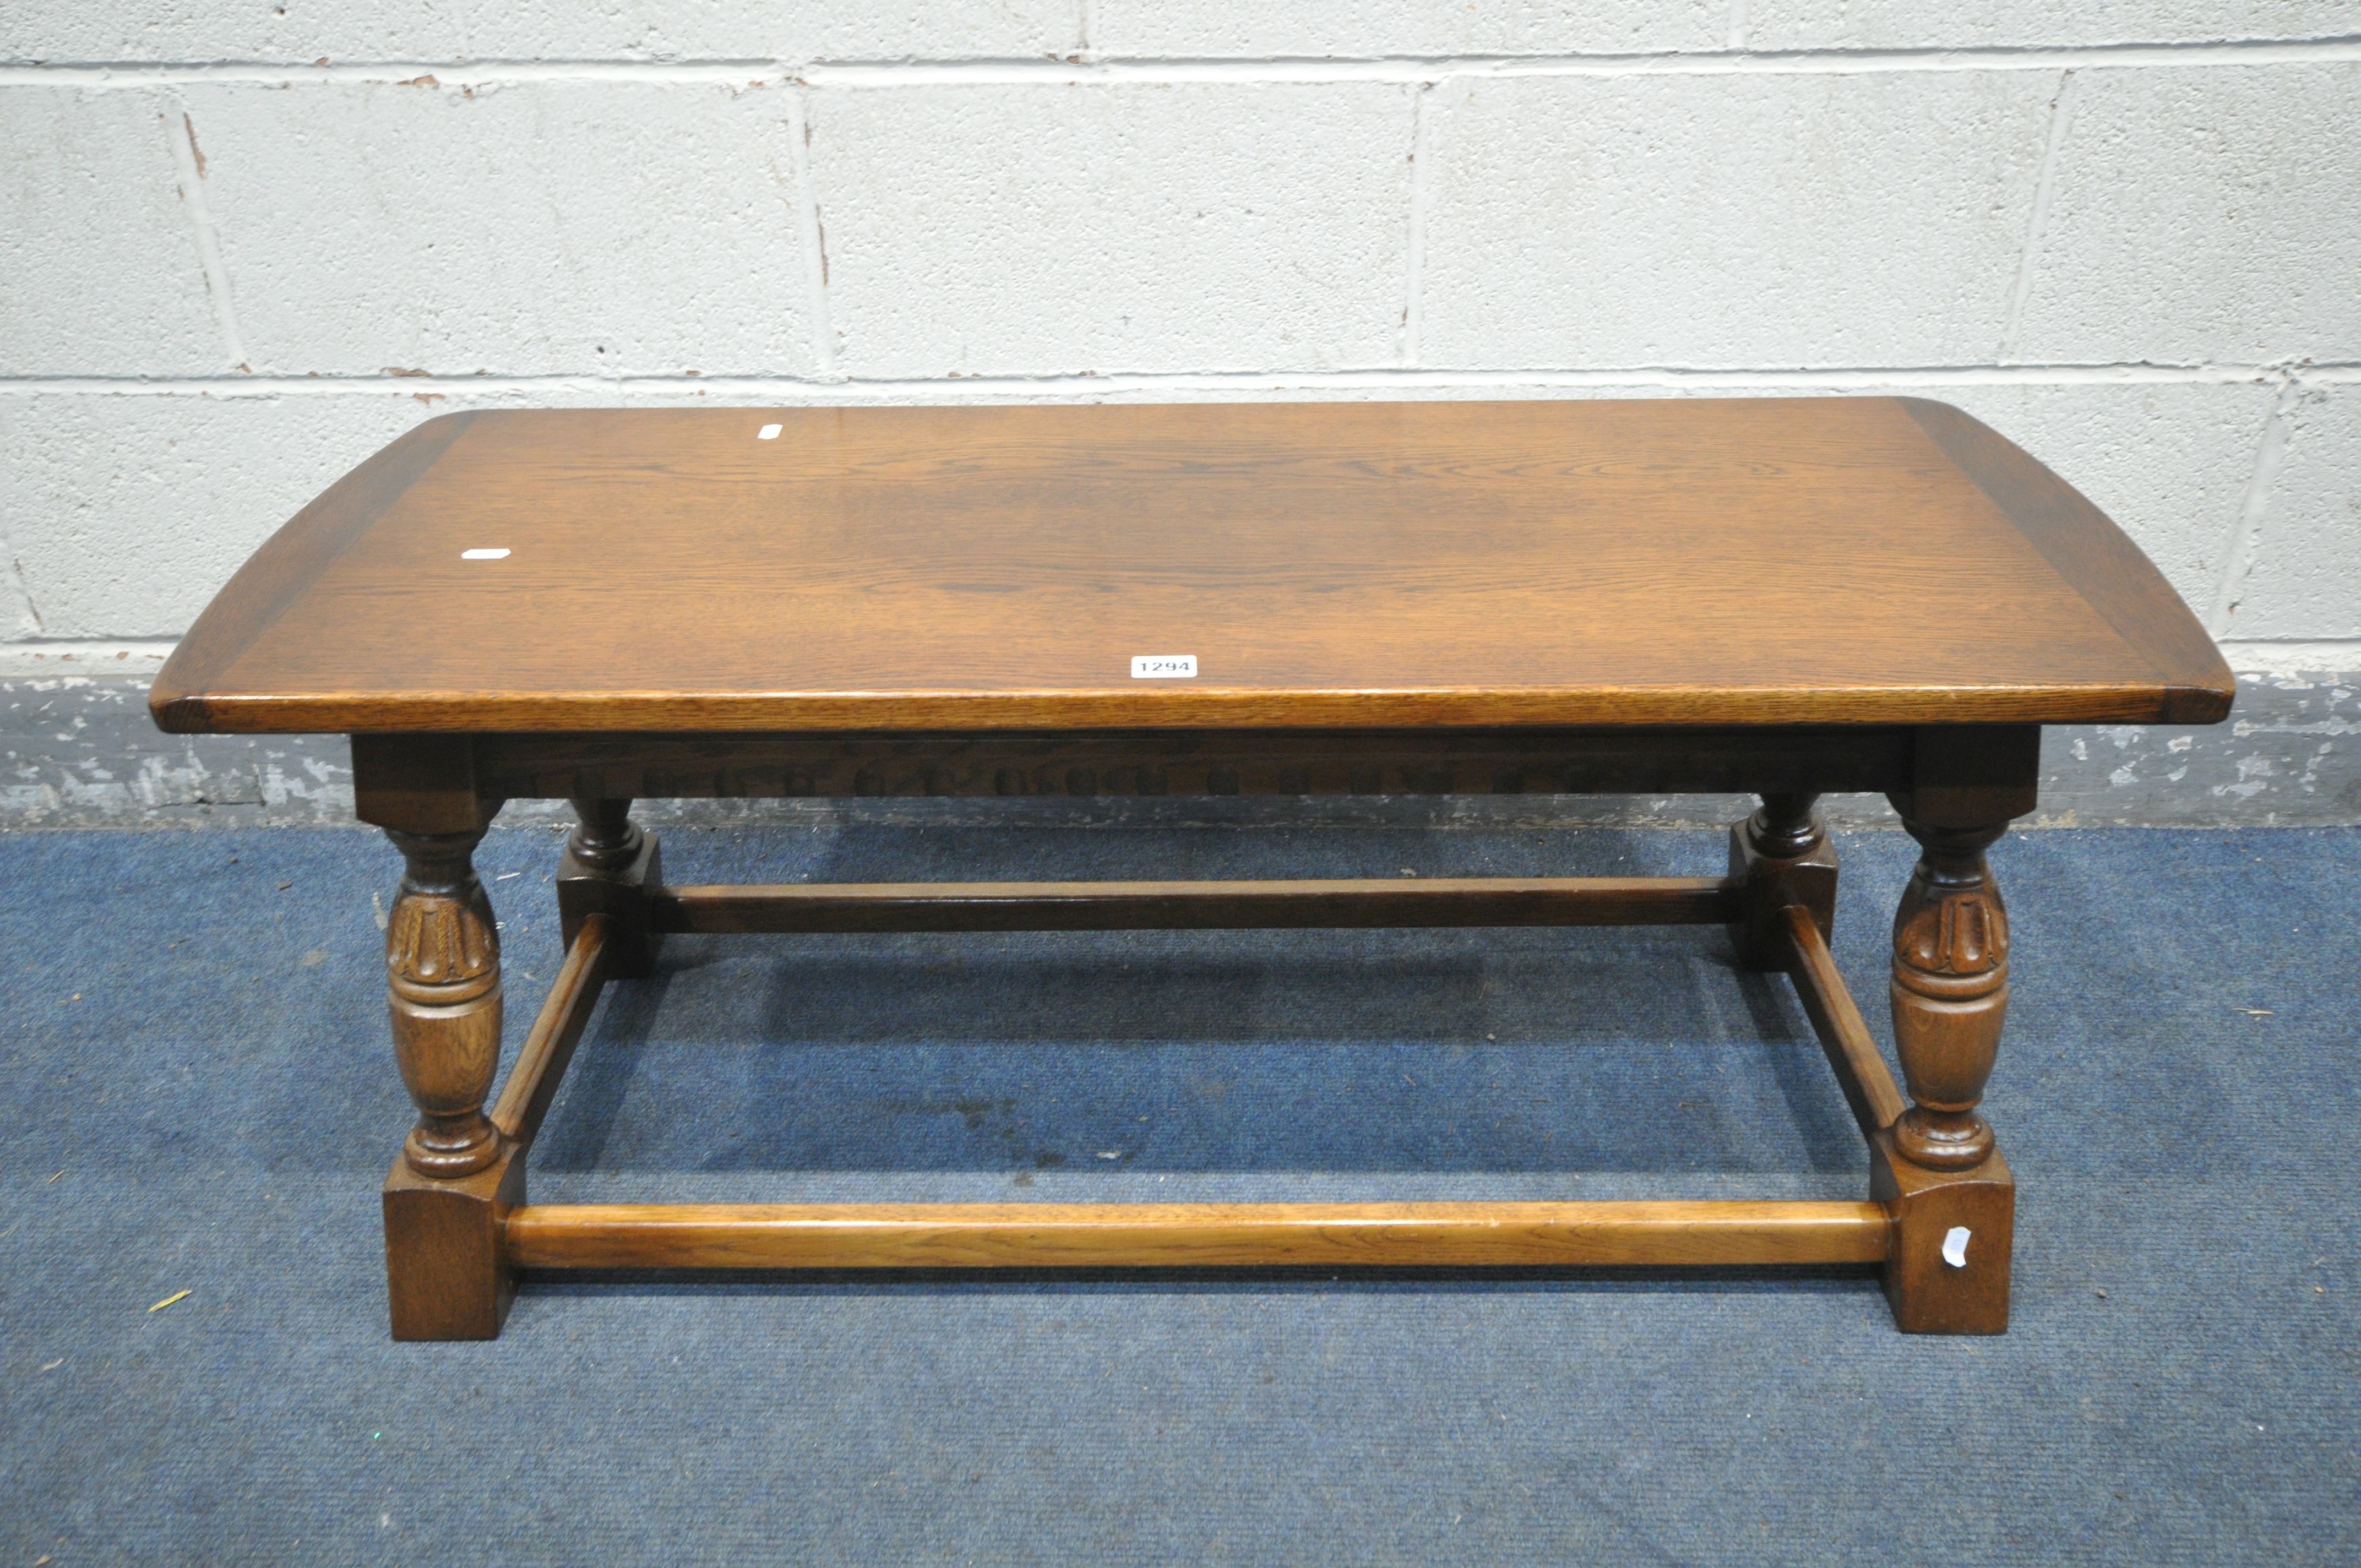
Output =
[{"x1": 150, "y1": 398, "x2": 2232, "y2": 734}]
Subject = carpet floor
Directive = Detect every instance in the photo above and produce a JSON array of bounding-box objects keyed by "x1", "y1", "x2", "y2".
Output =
[{"x1": 1, "y1": 821, "x2": 2354, "y2": 1565}]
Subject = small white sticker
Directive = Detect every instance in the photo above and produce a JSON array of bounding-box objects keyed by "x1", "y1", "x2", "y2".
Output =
[
  {"x1": 1941, "y1": 1226, "x2": 1972, "y2": 1268},
  {"x1": 1130, "y1": 655, "x2": 1197, "y2": 679},
  {"x1": 757, "y1": 423, "x2": 782, "y2": 440},
  {"x1": 460, "y1": 548, "x2": 510, "y2": 560}
]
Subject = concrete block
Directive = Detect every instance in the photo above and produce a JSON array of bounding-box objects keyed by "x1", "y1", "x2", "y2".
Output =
[
  {"x1": 0, "y1": 392, "x2": 432, "y2": 638},
  {"x1": 178, "y1": 79, "x2": 816, "y2": 377},
  {"x1": 2224, "y1": 385, "x2": 2361, "y2": 641},
  {"x1": 1749, "y1": 1, "x2": 2355, "y2": 48},
  {"x1": 0, "y1": 1, "x2": 1073, "y2": 64},
  {"x1": 814, "y1": 83, "x2": 1414, "y2": 377},
  {"x1": 1919, "y1": 380, "x2": 2277, "y2": 617},
  {"x1": 0, "y1": 674, "x2": 355, "y2": 827},
  {"x1": 0, "y1": 87, "x2": 226, "y2": 375},
  {"x1": 2015, "y1": 64, "x2": 2361, "y2": 366},
  {"x1": 1091, "y1": 1, "x2": 1721, "y2": 58},
  {"x1": 2037, "y1": 670, "x2": 2361, "y2": 826},
  {"x1": 1417, "y1": 72, "x2": 2055, "y2": 368}
]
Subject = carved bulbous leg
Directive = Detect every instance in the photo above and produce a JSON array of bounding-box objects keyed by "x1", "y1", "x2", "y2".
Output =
[
  {"x1": 384, "y1": 827, "x2": 503, "y2": 1178},
  {"x1": 1728, "y1": 791, "x2": 1837, "y2": 970},
  {"x1": 1888, "y1": 817, "x2": 2009, "y2": 1170}
]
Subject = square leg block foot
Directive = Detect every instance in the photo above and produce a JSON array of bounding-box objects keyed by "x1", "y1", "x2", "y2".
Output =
[
  {"x1": 1726, "y1": 819, "x2": 1837, "y2": 972},
  {"x1": 557, "y1": 831, "x2": 663, "y2": 979},
  {"x1": 1872, "y1": 1129, "x2": 2014, "y2": 1334},
  {"x1": 383, "y1": 1143, "x2": 525, "y2": 1341}
]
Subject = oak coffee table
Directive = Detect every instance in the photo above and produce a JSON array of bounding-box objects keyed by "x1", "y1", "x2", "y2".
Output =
[{"x1": 150, "y1": 398, "x2": 2234, "y2": 1339}]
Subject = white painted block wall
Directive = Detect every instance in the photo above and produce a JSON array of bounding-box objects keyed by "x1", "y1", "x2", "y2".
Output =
[{"x1": 2, "y1": 3, "x2": 2356, "y2": 670}]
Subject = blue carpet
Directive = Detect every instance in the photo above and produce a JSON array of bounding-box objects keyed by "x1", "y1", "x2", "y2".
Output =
[{"x1": 1, "y1": 820, "x2": 2354, "y2": 1565}]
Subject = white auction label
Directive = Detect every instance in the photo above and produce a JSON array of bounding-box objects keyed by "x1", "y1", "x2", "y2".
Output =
[{"x1": 1130, "y1": 655, "x2": 1198, "y2": 679}]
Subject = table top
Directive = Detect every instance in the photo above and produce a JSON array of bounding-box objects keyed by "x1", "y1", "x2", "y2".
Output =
[{"x1": 150, "y1": 398, "x2": 2232, "y2": 735}]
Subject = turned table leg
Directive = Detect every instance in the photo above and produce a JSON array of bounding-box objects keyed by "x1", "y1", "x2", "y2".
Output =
[
  {"x1": 557, "y1": 796, "x2": 663, "y2": 979},
  {"x1": 1872, "y1": 804, "x2": 2018, "y2": 1333},
  {"x1": 385, "y1": 828, "x2": 503, "y2": 1177},
  {"x1": 378, "y1": 825, "x2": 525, "y2": 1340},
  {"x1": 1728, "y1": 791, "x2": 1837, "y2": 971},
  {"x1": 1889, "y1": 818, "x2": 2010, "y2": 1170}
]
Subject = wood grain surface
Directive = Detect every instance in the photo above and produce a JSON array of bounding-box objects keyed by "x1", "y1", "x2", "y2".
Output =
[
  {"x1": 1782, "y1": 903, "x2": 1910, "y2": 1140},
  {"x1": 499, "y1": 1200, "x2": 1894, "y2": 1270},
  {"x1": 469, "y1": 725, "x2": 1917, "y2": 800},
  {"x1": 645, "y1": 875, "x2": 1734, "y2": 932},
  {"x1": 151, "y1": 399, "x2": 2233, "y2": 734}
]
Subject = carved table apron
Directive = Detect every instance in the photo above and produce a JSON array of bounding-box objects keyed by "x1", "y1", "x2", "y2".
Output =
[{"x1": 148, "y1": 398, "x2": 2235, "y2": 1338}]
